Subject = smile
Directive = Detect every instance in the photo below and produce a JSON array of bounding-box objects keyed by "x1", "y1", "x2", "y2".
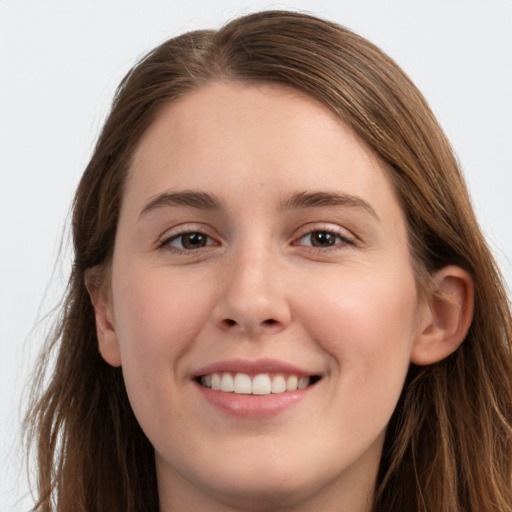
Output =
[
  {"x1": 199, "y1": 372, "x2": 319, "y2": 395},
  {"x1": 194, "y1": 360, "x2": 322, "y2": 417}
]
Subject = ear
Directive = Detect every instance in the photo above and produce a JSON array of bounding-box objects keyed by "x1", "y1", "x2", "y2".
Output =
[
  {"x1": 85, "y1": 267, "x2": 122, "y2": 367},
  {"x1": 411, "y1": 265, "x2": 474, "y2": 366}
]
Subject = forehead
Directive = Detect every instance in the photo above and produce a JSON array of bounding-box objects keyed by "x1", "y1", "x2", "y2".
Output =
[{"x1": 126, "y1": 81, "x2": 401, "y2": 222}]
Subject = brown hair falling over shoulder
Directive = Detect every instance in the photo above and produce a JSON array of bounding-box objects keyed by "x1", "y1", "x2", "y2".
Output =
[{"x1": 24, "y1": 10, "x2": 512, "y2": 512}]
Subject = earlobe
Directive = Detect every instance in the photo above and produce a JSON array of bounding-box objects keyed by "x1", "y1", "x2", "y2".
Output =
[
  {"x1": 85, "y1": 268, "x2": 122, "y2": 368},
  {"x1": 411, "y1": 265, "x2": 474, "y2": 366}
]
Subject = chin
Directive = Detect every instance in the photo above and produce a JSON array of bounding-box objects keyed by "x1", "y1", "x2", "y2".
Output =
[
  {"x1": 189, "y1": 456, "x2": 331, "y2": 510},
  {"x1": 202, "y1": 475, "x2": 316, "y2": 511}
]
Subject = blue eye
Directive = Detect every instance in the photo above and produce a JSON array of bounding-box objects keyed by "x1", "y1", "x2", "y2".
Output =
[
  {"x1": 298, "y1": 230, "x2": 350, "y2": 248},
  {"x1": 166, "y1": 232, "x2": 212, "y2": 250}
]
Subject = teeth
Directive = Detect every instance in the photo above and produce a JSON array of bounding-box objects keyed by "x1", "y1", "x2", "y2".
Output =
[
  {"x1": 200, "y1": 372, "x2": 313, "y2": 395},
  {"x1": 220, "y1": 373, "x2": 234, "y2": 392},
  {"x1": 253, "y1": 374, "x2": 272, "y2": 395},
  {"x1": 271, "y1": 374, "x2": 286, "y2": 393},
  {"x1": 286, "y1": 375, "x2": 298, "y2": 391},
  {"x1": 298, "y1": 376, "x2": 309, "y2": 389},
  {"x1": 211, "y1": 373, "x2": 221, "y2": 391},
  {"x1": 234, "y1": 373, "x2": 252, "y2": 394}
]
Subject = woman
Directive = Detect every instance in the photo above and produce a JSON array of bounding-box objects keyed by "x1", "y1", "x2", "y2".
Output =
[{"x1": 25, "y1": 10, "x2": 512, "y2": 512}]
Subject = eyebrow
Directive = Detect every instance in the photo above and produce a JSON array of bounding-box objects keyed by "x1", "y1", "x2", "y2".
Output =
[
  {"x1": 140, "y1": 189, "x2": 378, "y2": 220},
  {"x1": 140, "y1": 190, "x2": 224, "y2": 216},
  {"x1": 280, "y1": 191, "x2": 379, "y2": 219}
]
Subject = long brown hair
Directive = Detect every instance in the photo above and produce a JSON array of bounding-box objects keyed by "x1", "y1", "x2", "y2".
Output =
[{"x1": 25, "y1": 10, "x2": 512, "y2": 512}]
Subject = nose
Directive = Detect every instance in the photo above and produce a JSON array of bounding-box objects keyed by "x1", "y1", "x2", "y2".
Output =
[{"x1": 212, "y1": 246, "x2": 291, "y2": 336}]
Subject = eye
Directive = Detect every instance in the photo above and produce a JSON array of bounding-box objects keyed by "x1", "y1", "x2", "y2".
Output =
[
  {"x1": 297, "y1": 230, "x2": 353, "y2": 248},
  {"x1": 163, "y1": 231, "x2": 214, "y2": 251}
]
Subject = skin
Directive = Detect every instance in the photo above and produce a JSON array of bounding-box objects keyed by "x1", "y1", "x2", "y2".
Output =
[{"x1": 91, "y1": 81, "x2": 472, "y2": 512}]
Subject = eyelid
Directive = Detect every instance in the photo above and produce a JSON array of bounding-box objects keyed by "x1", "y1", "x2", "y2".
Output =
[
  {"x1": 166, "y1": 232, "x2": 215, "y2": 250},
  {"x1": 157, "y1": 223, "x2": 220, "y2": 251},
  {"x1": 155, "y1": 221, "x2": 357, "y2": 255},
  {"x1": 292, "y1": 223, "x2": 356, "y2": 246}
]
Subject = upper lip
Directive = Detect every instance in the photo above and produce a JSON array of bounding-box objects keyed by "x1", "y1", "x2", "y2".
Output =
[{"x1": 192, "y1": 358, "x2": 320, "y2": 378}]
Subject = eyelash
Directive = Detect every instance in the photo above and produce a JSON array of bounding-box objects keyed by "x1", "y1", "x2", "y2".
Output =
[
  {"x1": 157, "y1": 226, "x2": 356, "y2": 255},
  {"x1": 158, "y1": 229, "x2": 217, "y2": 254},
  {"x1": 294, "y1": 228, "x2": 355, "y2": 252}
]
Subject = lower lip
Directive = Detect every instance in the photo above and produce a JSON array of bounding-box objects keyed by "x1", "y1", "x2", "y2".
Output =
[{"x1": 194, "y1": 381, "x2": 313, "y2": 419}]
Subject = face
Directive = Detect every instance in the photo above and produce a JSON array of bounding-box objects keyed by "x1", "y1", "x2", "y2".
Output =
[{"x1": 100, "y1": 82, "x2": 431, "y2": 511}]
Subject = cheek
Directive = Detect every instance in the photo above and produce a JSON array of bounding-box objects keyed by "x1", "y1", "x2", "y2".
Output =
[
  {"x1": 109, "y1": 265, "x2": 221, "y2": 448},
  {"x1": 114, "y1": 265, "x2": 209, "y2": 344},
  {"x1": 296, "y1": 263, "x2": 419, "y2": 396},
  {"x1": 111, "y1": 266, "x2": 214, "y2": 395}
]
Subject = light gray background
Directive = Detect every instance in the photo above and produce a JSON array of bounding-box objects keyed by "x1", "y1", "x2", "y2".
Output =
[{"x1": 1, "y1": 1, "x2": 511, "y2": 510}]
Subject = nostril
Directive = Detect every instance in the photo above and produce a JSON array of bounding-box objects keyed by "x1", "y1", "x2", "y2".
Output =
[{"x1": 221, "y1": 318, "x2": 278, "y2": 328}]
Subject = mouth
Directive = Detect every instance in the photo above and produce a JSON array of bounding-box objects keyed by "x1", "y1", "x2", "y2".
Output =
[
  {"x1": 193, "y1": 359, "x2": 323, "y2": 418},
  {"x1": 196, "y1": 372, "x2": 322, "y2": 395}
]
